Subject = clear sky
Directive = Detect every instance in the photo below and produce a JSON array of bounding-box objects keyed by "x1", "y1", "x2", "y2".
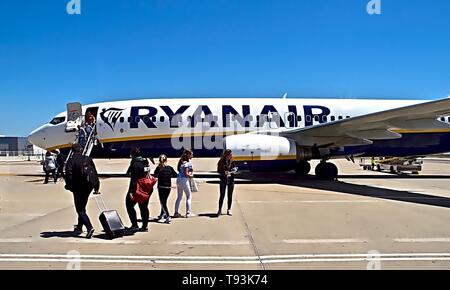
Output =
[{"x1": 0, "y1": 0, "x2": 449, "y2": 136}]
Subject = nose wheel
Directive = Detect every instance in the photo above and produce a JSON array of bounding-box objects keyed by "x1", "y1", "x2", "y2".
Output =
[{"x1": 315, "y1": 161, "x2": 338, "y2": 180}]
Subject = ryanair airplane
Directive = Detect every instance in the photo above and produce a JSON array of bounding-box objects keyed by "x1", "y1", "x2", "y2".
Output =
[{"x1": 28, "y1": 97, "x2": 450, "y2": 180}]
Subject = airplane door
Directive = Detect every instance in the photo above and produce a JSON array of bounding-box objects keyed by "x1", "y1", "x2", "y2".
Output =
[{"x1": 65, "y1": 102, "x2": 82, "y2": 133}]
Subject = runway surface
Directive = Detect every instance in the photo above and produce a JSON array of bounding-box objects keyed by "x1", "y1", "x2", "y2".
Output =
[{"x1": 1, "y1": 158, "x2": 450, "y2": 269}]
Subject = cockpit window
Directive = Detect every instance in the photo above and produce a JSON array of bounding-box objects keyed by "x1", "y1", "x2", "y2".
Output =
[{"x1": 49, "y1": 117, "x2": 66, "y2": 125}]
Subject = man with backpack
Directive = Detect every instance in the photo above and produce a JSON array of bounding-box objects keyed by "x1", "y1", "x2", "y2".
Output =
[{"x1": 64, "y1": 143, "x2": 100, "y2": 239}]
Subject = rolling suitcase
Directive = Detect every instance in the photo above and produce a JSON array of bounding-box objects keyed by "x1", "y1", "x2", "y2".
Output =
[{"x1": 95, "y1": 194, "x2": 125, "y2": 239}]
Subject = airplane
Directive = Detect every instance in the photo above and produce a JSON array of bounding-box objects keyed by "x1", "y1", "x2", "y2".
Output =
[{"x1": 28, "y1": 97, "x2": 450, "y2": 180}]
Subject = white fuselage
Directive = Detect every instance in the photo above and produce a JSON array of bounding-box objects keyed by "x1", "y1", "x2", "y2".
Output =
[{"x1": 28, "y1": 98, "x2": 424, "y2": 152}]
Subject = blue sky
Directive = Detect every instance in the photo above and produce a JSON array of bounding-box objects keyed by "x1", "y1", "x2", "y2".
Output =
[{"x1": 0, "y1": 0, "x2": 449, "y2": 136}]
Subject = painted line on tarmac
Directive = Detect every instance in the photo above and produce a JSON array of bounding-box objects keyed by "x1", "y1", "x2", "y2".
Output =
[
  {"x1": 0, "y1": 238, "x2": 142, "y2": 245},
  {"x1": 272, "y1": 239, "x2": 368, "y2": 244},
  {"x1": 241, "y1": 200, "x2": 378, "y2": 204},
  {"x1": 395, "y1": 238, "x2": 450, "y2": 243},
  {"x1": 1, "y1": 253, "x2": 450, "y2": 265},
  {"x1": 170, "y1": 240, "x2": 251, "y2": 245}
]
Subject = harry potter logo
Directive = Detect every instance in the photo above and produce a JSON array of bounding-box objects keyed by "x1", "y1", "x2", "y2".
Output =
[{"x1": 100, "y1": 108, "x2": 124, "y2": 131}]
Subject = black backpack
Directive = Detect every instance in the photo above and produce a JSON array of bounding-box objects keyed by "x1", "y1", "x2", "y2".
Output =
[{"x1": 80, "y1": 157, "x2": 99, "y2": 190}]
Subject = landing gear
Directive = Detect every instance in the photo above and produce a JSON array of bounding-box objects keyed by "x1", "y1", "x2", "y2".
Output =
[
  {"x1": 295, "y1": 161, "x2": 311, "y2": 176},
  {"x1": 315, "y1": 161, "x2": 338, "y2": 180}
]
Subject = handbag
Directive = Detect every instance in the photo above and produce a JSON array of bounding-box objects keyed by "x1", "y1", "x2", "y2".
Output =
[
  {"x1": 133, "y1": 174, "x2": 157, "y2": 204},
  {"x1": 189, "y1": 178, "x2": 199, "y2": 193}
]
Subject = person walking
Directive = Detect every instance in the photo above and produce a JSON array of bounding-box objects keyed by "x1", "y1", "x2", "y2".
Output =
[
  {"x1": 55, "y1": 149, "x2": 66, "y2": 180},
  {"x1": 64, "y1": 143, "x2": 100, "y2": 239},
  {"x1": 217, "y1": 150, "x2": 237, "y2": 216},
  {"x1": 125, "y1": 148, "x2": 151, "y2": 232},
  {"x1": 174, "y1": 149, "x2": 194, "y2": 218},
  {"x1": 43, "y1": 151, "x2": 58, "y2": 184},
  {"x1": 154, "y1": 154, "x2": 178, "y2": 224},
  {"x1": 77, "y1": 125, "x2": 87, "y2": 148}
]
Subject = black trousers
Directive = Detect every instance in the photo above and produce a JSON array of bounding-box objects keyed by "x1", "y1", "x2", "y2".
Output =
[
  {"x1": 56, "y1": 166, "x2": 65, "y2": 180},
  {"x1": 73, "y1": 191, "x2": 93, "y2": 230},
  {"x1": 126, "y1": 193, "x2": 149, "y2": 228},
  {"x1": 219, "y1": 175, "x2": 235, "y2": 211},
  {"x1": 45, "y1": 169, "x2": 57, "y2": 184},
  {"x1": 158, "y1": 187, "x2": 171, "y2": 218}
]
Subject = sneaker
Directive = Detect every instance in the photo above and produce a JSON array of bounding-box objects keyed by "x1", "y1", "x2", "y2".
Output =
[
  {"x1": 217, "y1": 210, "x2": 222, "y2": 217},
  {"x1": 185, "y1": 212, "x2": 195, "y2": 218},
  {"x1": 164, "y1": 217, "x2": 171, "y2": 224},
  {"x1": 139, "y1": 227, "x2": 148, "y2": 232},
  {"x1": 173, "y1": 212, "x2": 182, "y2": 218},
  {"x1": 227, "y1": 210, "x2": 232, "y2": 216},
  {"x1": 86, "y1": 228, "x2": 95, "y2": 239}
]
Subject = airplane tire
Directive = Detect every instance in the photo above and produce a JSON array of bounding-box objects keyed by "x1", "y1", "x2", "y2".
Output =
[
  {"x1": 315, "y1": 162, "x2": 338, "y2": 180},
  {"x1": 295, "y1": 161, "x2": 311, "y2": 176}
]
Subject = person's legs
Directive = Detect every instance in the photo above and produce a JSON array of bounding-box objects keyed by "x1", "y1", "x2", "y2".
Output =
[
  {"x1": 44, "y1": 170, "x2": 49, "y2": 184},
  {"x1": 159, "y1": 188, "x2": 171, "y2": 219},
  {"x1": 227, "y1": 178, "x2": 235, "y2": 212},
  {"x1": 51, "y1": 169, "x2": 57, "y2": 183},
  {"x1": 218, "y1": 176, "x2": 227, "y2": 214},
  {"x1": 125, "y1": 193, "x2": 138, "y2": 227},
  {"x1": 138, "y1": 199, "x2": 150, "y2": 230},
  {"x1": 74, "y1": 192, "x2": 93, "y2": 230},
  {"x1": 174, "y1": 179, "x2": 183, "y2": 216},
  {"x1": 157, "y1": 189, "x2": 165, "y2": 218},
  {"x1": 183, "y1": 179, "x2": 192, "y2": 216}
]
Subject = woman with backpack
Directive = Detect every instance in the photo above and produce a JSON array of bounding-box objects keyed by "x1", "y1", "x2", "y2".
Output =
[
  {"x1": 154, "y1": 155, "x2": 178, "y2": 224},
  {"x1": 125, "y1": 148, "x2": 151, "y2": 232},
  {"x1": 44, "y1": 151, "x2": 58, "y2": 184}
]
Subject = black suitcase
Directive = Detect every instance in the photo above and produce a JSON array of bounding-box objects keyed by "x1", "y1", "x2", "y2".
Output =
[
  {"x1": 99, "y1": 210, "x2": 125, "y2": 239},
  {"x1": 95, "y1": 195, "x2": 125, "y2": 239}
]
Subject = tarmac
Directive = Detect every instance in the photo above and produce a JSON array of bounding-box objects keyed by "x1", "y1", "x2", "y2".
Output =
[{"x1": 1, "y1": 158, "x2": 450, "y2": 270}]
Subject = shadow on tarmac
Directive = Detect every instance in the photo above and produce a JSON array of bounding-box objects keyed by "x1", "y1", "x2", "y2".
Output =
[{"x1": 206, "y1": 172, "x2": 450, "y2": 209}]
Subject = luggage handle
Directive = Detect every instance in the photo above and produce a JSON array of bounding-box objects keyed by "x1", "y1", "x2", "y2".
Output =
[{"x1": 94, "y1": 193, "x2": 108, "y2": 212}]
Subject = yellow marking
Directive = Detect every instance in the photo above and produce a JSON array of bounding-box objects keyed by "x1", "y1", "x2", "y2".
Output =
[
  {"x1": 233, "y1": 155, "x2": 297, "y2": 162},
  {"x1": 99, "y1": 131, "x2": 248, "y2": 144},
  {"x1": 47, "y1": 144, "x2": 72, "y2": 151},
  {"x1": 392, "y1": 129, "x2": 450, "y2": 134}
]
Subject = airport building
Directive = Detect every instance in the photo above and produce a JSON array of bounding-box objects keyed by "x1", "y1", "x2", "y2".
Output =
[{"x1": 0, "y1": 136, "x2": 35, "y2": 156}]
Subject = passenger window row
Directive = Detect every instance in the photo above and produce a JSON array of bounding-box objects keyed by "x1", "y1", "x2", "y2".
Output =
[
  {"x1": 118, "y1": 114, "x2": 353, "y2": 125},
  {"x1": 440, "y1": 117, "x2": 450, "y2": 123}
]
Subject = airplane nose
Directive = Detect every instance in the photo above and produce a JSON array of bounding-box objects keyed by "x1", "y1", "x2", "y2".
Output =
[{"x1": 28, "y1": 126, "x2": 47, "y2": 149}]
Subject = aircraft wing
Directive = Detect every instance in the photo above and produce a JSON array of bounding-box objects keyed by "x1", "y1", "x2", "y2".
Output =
[{"x1": 276, "y1": 98, "x2": 450, "y2": 147}]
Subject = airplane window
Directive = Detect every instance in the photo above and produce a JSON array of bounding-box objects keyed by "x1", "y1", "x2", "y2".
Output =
[
  {"x1": 331, "y1": 116, "x2": 335, "y2": 121},
  {"x1": 338, "y1": 116, "x2": 343, "y2": 120},
  {"x1": 447, "y1": 117, "x2": 450, "y2": 123},
  {"x1": 322, "y1": 116, "x2": 328, "y2": 122},
  {"x1": 314, "y1": 116, "x2": 319, "y2": 122},
  {"x1": 135, "y1": 116, "x2": 141, "y2": 122},
  {"x1": 151, "y1": 116, "x2": 157, "y2": 122},
  {"x1": 306, "y1": 115, "x2": 312, "y2": 123},
  {"x1": 160, "y1": 116, "x2": 165, "y2": 122},
  {"x1": 346, "y1": 116, "x2": 350, "y2": 119},
  {"x1": 120, "y1": 117, "x2": 125, "y2": 123},
  {"x1": 297, "y1": 116, "x2": 302, "y2": 122},
  {"x1": 49, "y1": 117, "x2": 66, "y2": 125},
  {"x1": 441, "y1": 117, "x2": 446, "y2": 122}
]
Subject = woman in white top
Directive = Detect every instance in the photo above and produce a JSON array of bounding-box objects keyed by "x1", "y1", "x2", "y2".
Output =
[
  {"x1": 174, "y1": 149, "x2": 194, "y2": 218},
  {"x1": 44, "y1": 151, "x2": 57, "y2": 184}
]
